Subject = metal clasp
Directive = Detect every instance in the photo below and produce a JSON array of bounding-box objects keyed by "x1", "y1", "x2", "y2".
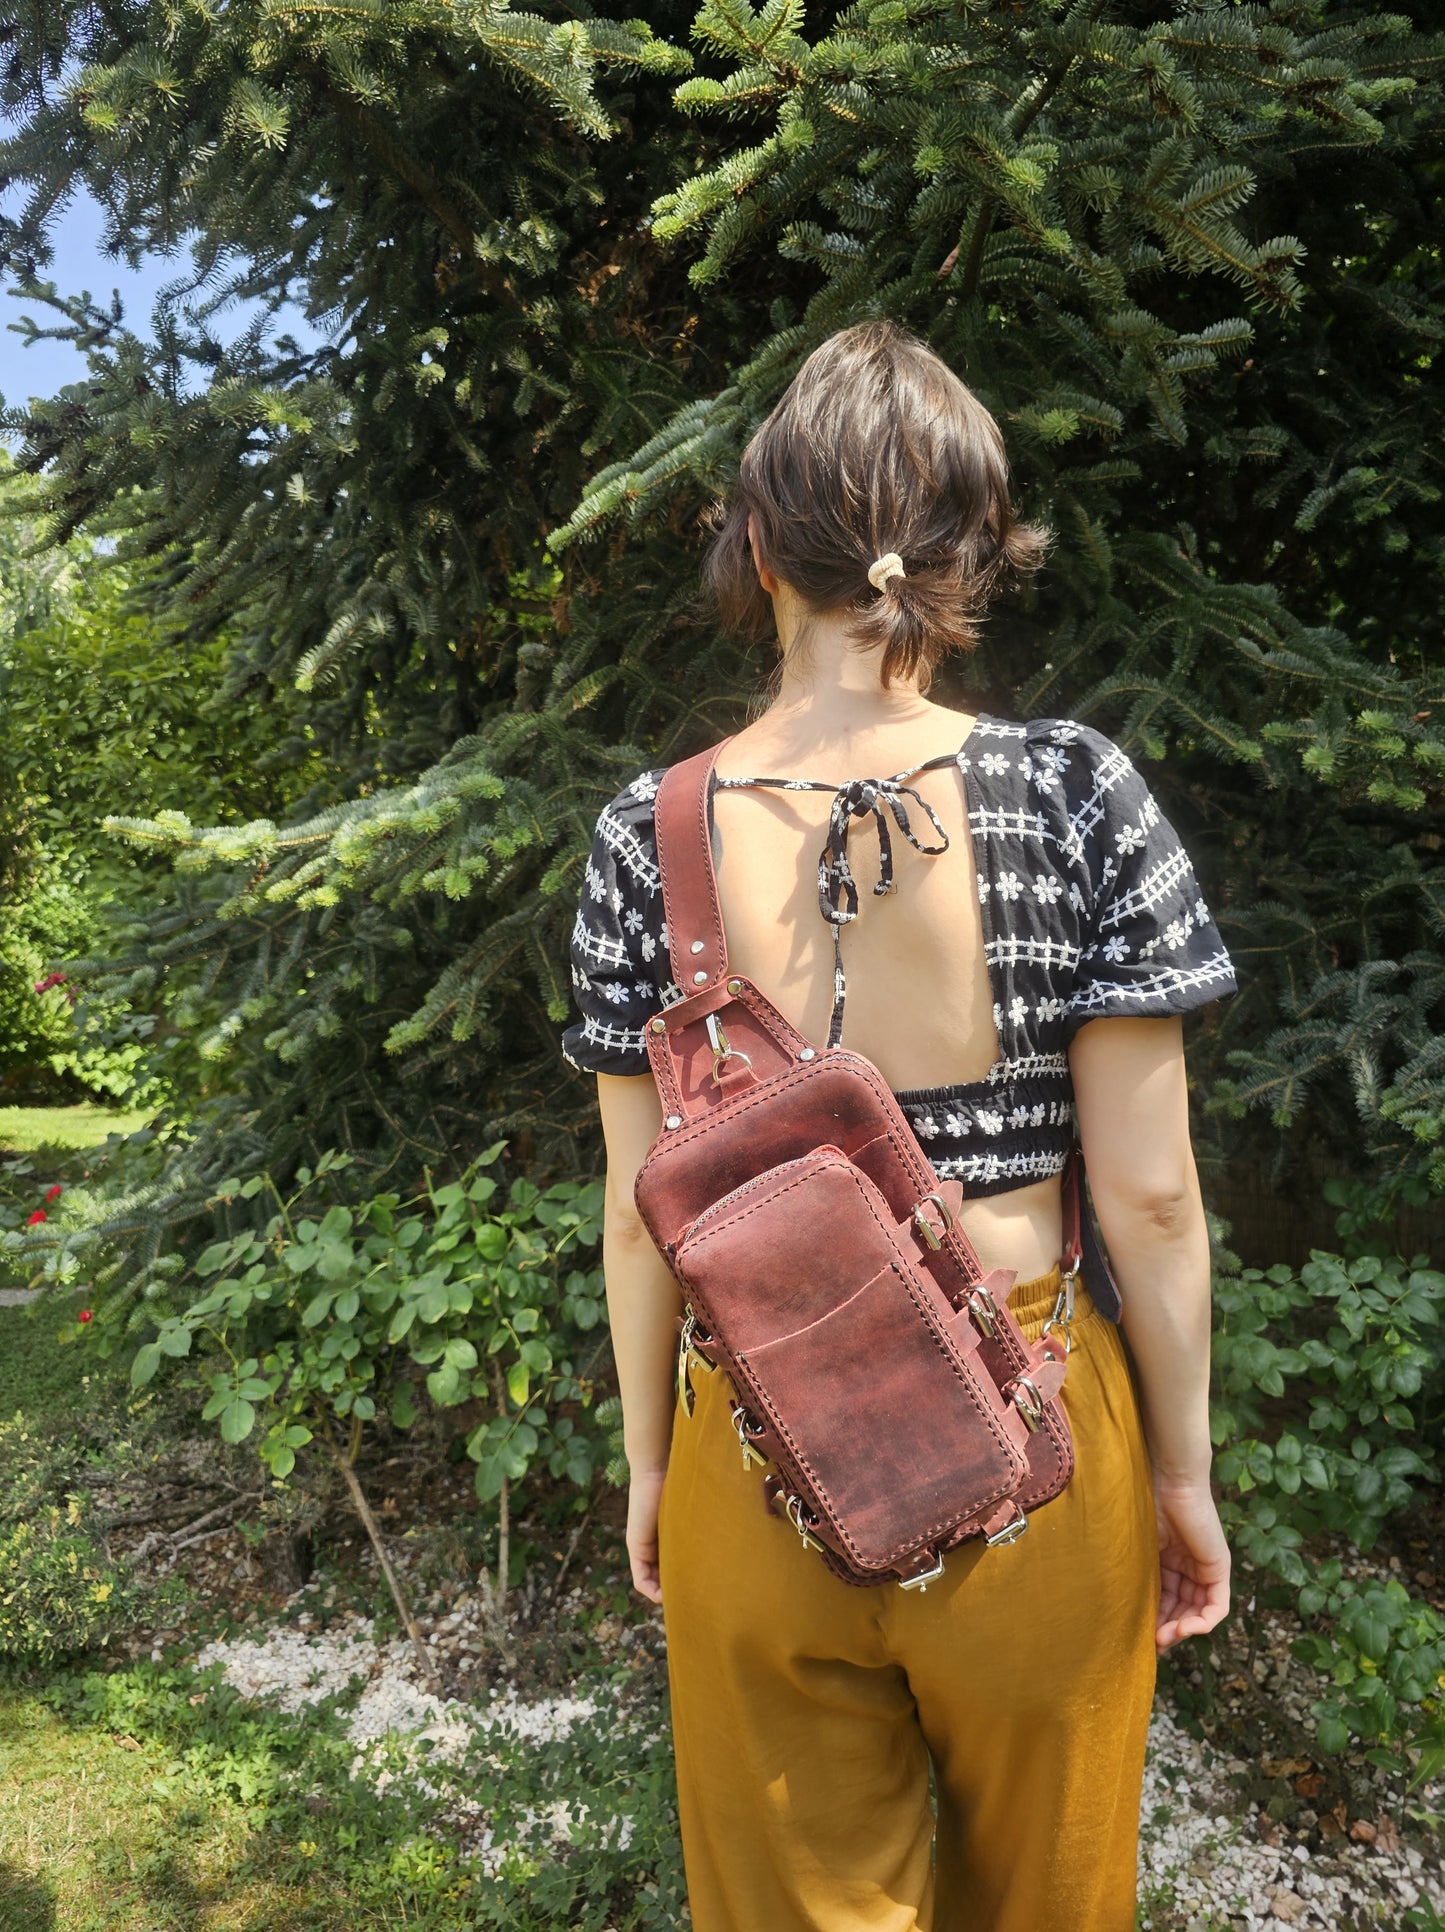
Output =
[
  {"x1": 968, "y1": 1284, "x2": 1000, "y2": 1337},
  {"x1": 730, "y1": 1400, "x2": 768, "y2": 1472},
  {"x1": 705, "y1": 1012, "x2": 754, "y2": 1086},
  {"x1": 898, "y1": 1549, "x2": 947, "y2": 1592},
  {"x1": 984, "y1": 1503, "x2": 1029, "y2": 1547},
  {"x1": 676, "y1": 1304, "x2": 717, "y2": 1418},
  {"x1": 912, "y1": 1191, "x2": 955, "y2": 1252},
  {"x1": 784, "y1": 1492, "x2": 825, "y2": 1553},
  {"x1": 1040, "y1": 1262, "x2": 1080, "y2": 1357},
  {"x1": 1010, "y1": 1375, "x2": 1046, "y2": 1432},
  {"x1": 680, "y1": 1304, "x2": 717, "y2": 1367}
]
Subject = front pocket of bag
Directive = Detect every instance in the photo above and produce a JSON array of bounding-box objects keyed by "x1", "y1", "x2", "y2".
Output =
[
  {"x1": 738, "y1": 1259, "x2": 1024, "y2": 1568},
  {"x1": 676, "y1": 1144, "x2": 925, "y2": 1354}
]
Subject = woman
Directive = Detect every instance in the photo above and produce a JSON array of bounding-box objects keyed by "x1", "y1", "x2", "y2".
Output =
[{"x1": 561, "y1": 320, "x2": 1236, "y2": 1932}]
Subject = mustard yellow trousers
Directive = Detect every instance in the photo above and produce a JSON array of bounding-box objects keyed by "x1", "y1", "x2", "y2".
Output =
[{"x1": 655, "y1": 1263, "x2": 1160, "y2": 1932}]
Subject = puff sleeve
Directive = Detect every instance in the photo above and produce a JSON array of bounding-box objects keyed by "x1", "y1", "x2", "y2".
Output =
[
  {"x1": 1062, "y1": 726, "x2": 1238, "y2": 1041},
  {"x1": 560, "y1": 770, "x2": 672, "y2": 1077}
]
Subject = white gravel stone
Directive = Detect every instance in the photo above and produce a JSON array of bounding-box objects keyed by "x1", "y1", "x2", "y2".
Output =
[
  {"x1": 190, "y1": 1614, "x2": 628, "y2": 1865},
  {"x1": 191, "y1": 1613, "x2": 1443, "y2": 1919},
  {"x1": 1138, "y1": 1704, "x2": 1442, "y2": 1929}
]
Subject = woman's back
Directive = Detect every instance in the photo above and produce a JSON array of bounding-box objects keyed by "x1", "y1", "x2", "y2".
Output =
[
  {"x1": 566, "y1": 695, "x2": 1235, "y2": 1276},
  {"x1": 710, "y1": 701, "x2": 999, "y2": 1094}
]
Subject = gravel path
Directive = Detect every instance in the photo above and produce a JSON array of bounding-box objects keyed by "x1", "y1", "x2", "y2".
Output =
[
  {"x1": 1139, "y1": 1704, "x2": 1435, "y2": 1927},
  {"x1": 0, "y1": 1288, "x2": 40, "y2": 1306},
  {"x1": 189, "y1": 1614, "x2": 1442, "y2": 1927}
]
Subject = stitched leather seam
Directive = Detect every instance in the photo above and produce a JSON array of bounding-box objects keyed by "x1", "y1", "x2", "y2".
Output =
[
  {"x1": 688, "y1": 747, "x2": 726, "y2": 982},
  {"x1": 680, "y1": 1152, "x2": 1025, "y2": 1563},
  {"x1": 735, "y1": 1258, "x2": 1022, "y2": 1565},
  {"x1": 678, "y1": 1150, "x2": 848, "y2": 1256}
]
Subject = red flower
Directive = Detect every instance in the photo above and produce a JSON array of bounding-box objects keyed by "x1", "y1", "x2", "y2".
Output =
[
  {"x1": 78, "y1": 1310, "x2": 93, "y2": 1324},
  {"x1": 26, "y1": 1209, "x2": 46, "y2": 1225},
  {"x1": 45, "y1": 1184, "x2": 62, "y2": 1203}
]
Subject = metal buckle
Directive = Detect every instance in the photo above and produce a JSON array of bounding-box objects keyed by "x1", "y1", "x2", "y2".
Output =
[
  {"x1": 984, "y1": 1503, "x2": 1029, "y2": 1547},
  {"x1": 1010, "y1": 1375, "x2": 1046, "y2": 1432},
  {"x1": 676, "y1": 1305, "x2": 718, "y2": 1419},
  {"x1": 681, "y1": 1305, "x2": 717, "y2": 1369},
  {"x1": 1040, "y1": 1262, "x2": 1079, "y2": 1357},
  {"x1": 730, "y1": 1401, "x2": 767, "y2": 1472},
  {"x1": 898, "y1": 1549, "x2": 946, "y2": 1592},
  {"x1": 784, "y1": 1492, "x2": 825, "y2": 1553},
  {"x1": 676, "y1": 1308, "x2": 696, "y2": 1417},
  {"x1": 911, "y1": 1191, "x2": 954, "y2": 1252},
  {"x1": 968, "y1": 1284, "x2": 1000, "y2": 1337},
  {"x1": 705, "y1": 1012, "x2": 754, "y2": 1086}
]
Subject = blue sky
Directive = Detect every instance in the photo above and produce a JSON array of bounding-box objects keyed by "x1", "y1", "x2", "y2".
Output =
[{"x1": 1, "y1": 182, "x2": 328, "y2": 423}]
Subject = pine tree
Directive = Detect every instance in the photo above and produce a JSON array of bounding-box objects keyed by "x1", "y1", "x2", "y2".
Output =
[{"x1": 0, "y1": 0, "x2": 1441, "y2": 1303}]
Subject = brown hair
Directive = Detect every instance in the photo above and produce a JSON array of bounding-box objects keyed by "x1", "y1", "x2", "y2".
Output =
[{"x1": 703, "y1": 319, "x2": 1049, "y2": 691}]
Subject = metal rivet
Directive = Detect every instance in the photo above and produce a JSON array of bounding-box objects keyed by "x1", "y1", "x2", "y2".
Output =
[
  {"x1": 727, "y1": 978, "x2": 742, "y2": 995},
  {"x1": 650, "y1": 1017, "x2": 666, "y2": 1034},
  {"x1": 690, "y1": 940, "x2": 705, "y2": 954},
  {"x1": 665, "y1": 1114, "x2": 682, "y2": 1130},
  {"x1": 693, "y1": 971, "x2": 708, "y2": 984},
  {"x1": 799, "y1": 1047, "x2": 816, "y2": 1061}
]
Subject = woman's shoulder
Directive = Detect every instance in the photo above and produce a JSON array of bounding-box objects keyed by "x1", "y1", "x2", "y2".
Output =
[
  {"x1": 971, "y1": 713, "x2": 1133, "y2": 813},
  {"x1": 967, "y1": 711, "x2": 1125, "y2": 760},
  {"x1": 588, "y1": 765, "x2": 669, "y2": 858},
  {"x1": 595, "y1": 764, "x2": 668, "y2": 822},
  {"x1": 973, "y1": 714, "x2": 1192, "y2": 903},
  {"x1": 576, "y1": 768, "x2": 674, "y2": 936}
]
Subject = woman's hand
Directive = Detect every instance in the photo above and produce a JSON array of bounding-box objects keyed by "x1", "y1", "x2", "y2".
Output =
[
  {"x1": 1153, "y1": 1474, "x2": 1231, "y2": 1652},
  {"x1": 627, "y1": 1465, "x2": 668, "y2": 1605}
]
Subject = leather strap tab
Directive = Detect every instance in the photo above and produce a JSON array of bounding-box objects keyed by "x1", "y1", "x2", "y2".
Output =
[
  {"x1": 1061, "y1": 1140, "x2": 1122, "y2": 1322},
  {"x1": 654, "y1": 739, "x2": 736, "y2": 998},
  {"x1": 900, "y1": 1178, "x2": 966, "y2": 1252}
]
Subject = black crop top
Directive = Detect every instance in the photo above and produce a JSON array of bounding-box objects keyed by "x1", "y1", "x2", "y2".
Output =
[{"x1": 561, "y1": 712, "x2": 1239, "y2": 1197}]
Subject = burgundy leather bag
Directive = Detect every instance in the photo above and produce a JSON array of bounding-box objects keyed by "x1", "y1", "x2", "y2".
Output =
[{"x1": 632, "y1": 737, "x2": 1118, "y2": 1590}]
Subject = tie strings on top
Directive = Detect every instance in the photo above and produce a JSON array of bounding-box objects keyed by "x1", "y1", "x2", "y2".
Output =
[{"x1": 714, "y1": 757, "x2": 955, "y2": 1050}]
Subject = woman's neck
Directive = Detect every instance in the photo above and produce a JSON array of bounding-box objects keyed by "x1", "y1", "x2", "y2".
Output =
[{"x1": 762, "y1": 595, "x2": 943, "y2": 741}]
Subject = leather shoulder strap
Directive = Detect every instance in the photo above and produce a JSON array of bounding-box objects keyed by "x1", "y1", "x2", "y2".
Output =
[{"x1": 653, "y1": 736, "x2": 736, "y2": 996}]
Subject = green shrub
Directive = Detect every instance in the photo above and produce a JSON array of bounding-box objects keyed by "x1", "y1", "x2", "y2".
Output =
[
  {"x1": 0, "y1": 1416, "x2": 152, "y2": 1665},
  {"x1": 1212, "y1": 1237, "x2": 1445, "y2": 1787},
  {"x1": 118, "y1": 1142, "x2": 610, "y2": 1509}
]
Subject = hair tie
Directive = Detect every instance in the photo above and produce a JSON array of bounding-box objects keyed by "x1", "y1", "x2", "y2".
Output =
[{"x1": 867, "y1": 551, "x2": 906, "y2": 592}]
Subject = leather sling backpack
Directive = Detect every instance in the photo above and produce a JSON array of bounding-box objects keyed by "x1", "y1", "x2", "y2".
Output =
[{"x1": 631, "y1": 736, "x2": 1123, "y2": 1590}]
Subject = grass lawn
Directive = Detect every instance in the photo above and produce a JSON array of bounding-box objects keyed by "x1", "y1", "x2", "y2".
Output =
[
  {"x1": 0, "y1": 1681, "x2": 377, "y2": 1932},
  {"x1": 0, "y1": 1105, "x2": 153, "y2": 1155}
]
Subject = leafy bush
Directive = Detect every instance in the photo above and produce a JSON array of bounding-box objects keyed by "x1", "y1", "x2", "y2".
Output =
[
  {"x1": 1212, "y1": 1235, "x2": 1445, "y2": 1788},
  {"x1": 119, "y1": 1142, "x2": 610, "y2": 1511},
  {"x1": 0, "y1": 1412, "x2": 155, "y2": 1666}
]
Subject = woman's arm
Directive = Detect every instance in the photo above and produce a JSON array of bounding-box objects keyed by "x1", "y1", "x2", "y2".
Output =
[
  {"x1": 595, "y1": 1070, "x2": 682, "y2": 1604},
  {"x1": 1068, "y1": 1013, "x2": 1231, "y2": 1649}
]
